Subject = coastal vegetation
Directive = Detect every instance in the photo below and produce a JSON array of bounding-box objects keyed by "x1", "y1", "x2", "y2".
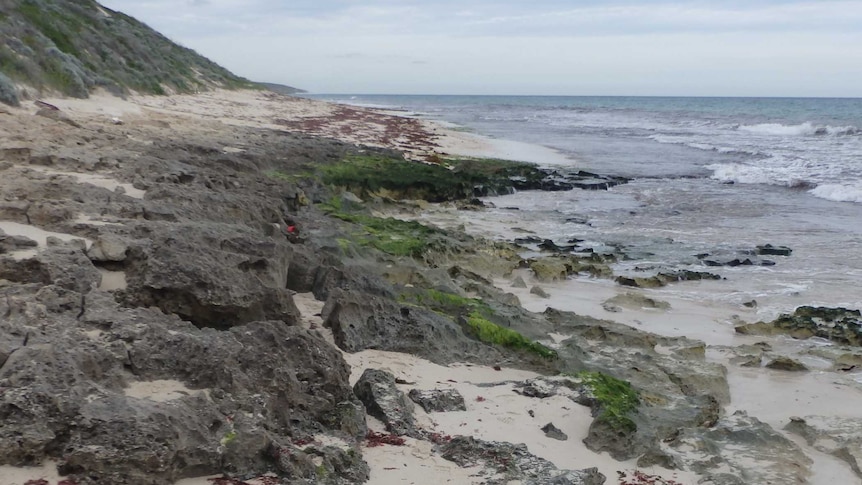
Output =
[
  {"x1": 575, "y1": 371, "x2": 640, "y2": 432},
  {"x1": 0, "y1": 0, "x2": 256, "y2": 103}
]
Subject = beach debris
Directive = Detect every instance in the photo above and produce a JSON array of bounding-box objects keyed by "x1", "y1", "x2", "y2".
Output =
[
  {"x1": 353, "y1": 368, "x2": 418, "y2": 437},
  {"x1": 541, "y1": 422, "x2": 569, "y2": 441},
  {"x1": 365, "y1": 430, "x2": 406, "y2": 447},
  {"x1": 616, "y1": 470, "x2": 683, "y2": 485},
  {"x1": 408, "y1": 388, "x2": 467, "y2": 413}
]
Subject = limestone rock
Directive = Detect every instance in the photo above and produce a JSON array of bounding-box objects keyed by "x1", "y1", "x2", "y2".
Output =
[
  {"x1": 530, "y1": 285, "x2": 550, "y2": 298},
  {"x1": 786, "y1": 415, "x2": 862, "y2": 478},
  {"x1": 408, "y1": 388, "x2": 467, "y2": 413},
  {"x1": 765, "y1": 356, "x2": 808, "y2": 372},
  {"x1": 541, "y1": 422, "x2": 568, "y2": 441},
  {"x1": 438, "y1": 436, "x2": 605, "y2": 484},
  {"x1": 530, "y1": 258, "x2": 568, "y2": 282},
  {"x1": 511, "y1": 276, "x2": 528, "y2": 288},
  {"x1": 353, "y1": 369, "x2": 417, "y2": 437},
  {"x1": 87, "y1": 235, "x2": 129, "y2": 262}
]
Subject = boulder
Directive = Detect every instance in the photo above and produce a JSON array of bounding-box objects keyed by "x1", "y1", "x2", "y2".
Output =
[
  {"x1": 756, "y1": 244, "x2": 792, "y2": 256},
  {"x1": 511, "y1": 276, "x2": 528, "y2": 288},
  {"x1": 541, "y1": 422, "x2": 568, "y2": 441},
  {"x1": 87, "y1": 235, "x2": 129, "y2": 262},
  {"x1": 530, "y1": 259, "x2": 568, "y2": 282},
  {"x1": 736, "y1": 306, "x2": 862, "y2": 346},
  {"x1": 765, "y1": 356, "x2": 808, "y2": 372},
  {"x1": 530, "y1": 285, "x2": 551, "y2": 299},
  {"x1": 353, "y1": 369, "x2": 417, "y2": 437}
]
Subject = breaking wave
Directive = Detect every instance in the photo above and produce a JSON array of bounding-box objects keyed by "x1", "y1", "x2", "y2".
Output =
[{"x1": 809, "y1": 183, "x2": 862, "y2": 203}]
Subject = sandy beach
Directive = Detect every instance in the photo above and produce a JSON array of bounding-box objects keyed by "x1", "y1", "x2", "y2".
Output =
[{"x1": 2, "y1": 88, "x2": 861, "y2": 485}]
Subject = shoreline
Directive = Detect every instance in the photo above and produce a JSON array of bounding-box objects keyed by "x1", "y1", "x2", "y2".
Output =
[{"x1": 1, "y1": 88, "x2": 861, "y2": 485}]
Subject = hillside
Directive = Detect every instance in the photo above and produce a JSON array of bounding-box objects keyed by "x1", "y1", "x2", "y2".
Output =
[
  {"x1": 0, "y1": 0, "x2": 257, "y2": 106},
  {"x1": 258, "y1": 81, "x2": 306, "y2": 95}
]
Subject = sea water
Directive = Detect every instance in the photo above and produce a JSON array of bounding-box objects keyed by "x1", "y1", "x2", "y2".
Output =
[{"x1": 310, "y1": 94, "x2": 862, "y2": 318}]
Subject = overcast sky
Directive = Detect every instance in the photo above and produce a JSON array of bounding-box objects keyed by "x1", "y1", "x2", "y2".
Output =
[{"x1": 98, "y1": 0, "x2": 862, "y2": 97}]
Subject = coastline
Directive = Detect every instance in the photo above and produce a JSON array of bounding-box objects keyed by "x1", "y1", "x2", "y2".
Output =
[{"x1": 1, "y1": 88, "x2": 861, "y2": 485}]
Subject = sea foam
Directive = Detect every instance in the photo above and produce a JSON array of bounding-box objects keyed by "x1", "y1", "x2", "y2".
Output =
[
  {"x1": 809, "y1": 183, "x2": 862, "y2": 203},
  {"x1": 739, "y1": 122, "x2": 859, "y2": 137}
]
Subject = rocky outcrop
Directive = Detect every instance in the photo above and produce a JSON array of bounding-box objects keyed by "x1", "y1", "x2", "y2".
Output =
[
  {"x1": 736, "y1": 306, "x2": 862, "y2": 346},
  {"x1": 659, "y1": 411, "x2": 812, "y2": 484},
  {"x1": 615, "y1": 270, "x2": 722, "y2": 288},
  {"x1": 786, "y1": 416, "x2": 862, "y2": 478},
  {"x1": 437, "y1": 436, "x2": 605, "y2": 485}
]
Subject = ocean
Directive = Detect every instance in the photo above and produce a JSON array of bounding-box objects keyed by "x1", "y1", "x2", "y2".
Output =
[{"x1": 309, "y1": 94, "x2": 862, "y2": 317}]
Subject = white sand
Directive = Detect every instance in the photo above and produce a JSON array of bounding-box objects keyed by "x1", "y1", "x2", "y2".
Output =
[
  {"x1": 433, "y1": 127, "x2": 577, "y2": 167},
  {"x1": 0, "y1": 462, "x2": 67, "y2": 485},
  {"x1": 97, "y1": 268, "x2": 127, "y2": 291},
  {"x1": 290, "y1": 293, "x2": 695, "y2": 484}
]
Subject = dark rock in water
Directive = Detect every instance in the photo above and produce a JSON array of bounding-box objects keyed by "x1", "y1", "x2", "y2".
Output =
[
  {"x1": 541, "y1": 422, "x2": 568, "y2": 441},
  {"x1": 538, "y1": 239, "x2": 577, "y2": 253},
  {"x1": 615, "y1": 270, "x2": 722, "y2": 288},
  {"x1": 743, "y1": 300, "x2": 758, "y2": 308},
  {"x1": 564, "y1": 216, "x2": 590, "y2": 225},
  {"x1": 353, "y1": 369, "x2": 418, "y2": 437},
  {"x1": 408, "y1": 389, "x2": 466, "y2": 413},
  {"x1": 514, "y1": 236, "x2": 545, "y2": 245},
  {"x1": 530, "y1": 285, "x2": 551, "y2": 299},
  {"x1": 756, "y1": 244, "x2": 792, "y2": 256},
  {"x1": 765, "y1": 356, "x2": 808, "y2": 372},
  {"x1": 438, "y1": 436, "x2": 605, "y2": 484},
  {"x1": 735, "y1": 306, "x2": 862, "y2": 346}
]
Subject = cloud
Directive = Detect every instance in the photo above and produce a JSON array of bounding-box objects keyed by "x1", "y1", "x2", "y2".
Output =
[{"x1": 97, "y1": 0, "x2": 862, "y2": 96}]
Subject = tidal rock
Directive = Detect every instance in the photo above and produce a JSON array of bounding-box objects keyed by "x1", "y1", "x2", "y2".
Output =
[
  {"x1": 530, "y1": 258, "x2": 568, "y2": 282},
  {"x1": 662, "y1": 411, "x2": 812, "y2": 484},
  {"x1": 786, "y1": 415, "x2": 862, "y2": 478},
  {"x1": 438, "y1": 436, "x2": 605, "y2": 484},
  {"x1": 603, "y1": 292, "x2": 670, "y2": 311},
  {"x1": 541, "y1": 422, "x2": 568, "y2": 441},
  {"x1": 0, "y1": 231, "x2": 37, "y2": 253},
  {"x1": 736, "y1": 306, "x2": 862, "y2": 346},
  {"x1": 511, "y1": 276, "x2": 528, "y2": 288},
  {"x1": 756, "y1": 244, "x2": 792, "y2": 256},
  {"x1": 353, "y1": 369, "x2": 417, "y2": 437},
  {"x1": 530, "y1": 285, "x2": 551, "y2": 299},
  {"x1": 538, "y1": 239, "x2": 577, "y2": 253},
  {"x1": 615, "y1": 270, "x2": 721, "y2": 288},
  {"x1": 408, "y1": 388, "x2": 467, "y2": 413},
  {"x1": 765, "y1": 356, "x2": 808, "y2": 372}
]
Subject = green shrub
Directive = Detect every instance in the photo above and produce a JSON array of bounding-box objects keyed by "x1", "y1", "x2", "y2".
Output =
[{"x1": 0, "y1": 72, "x2": 20, "y2": 106}]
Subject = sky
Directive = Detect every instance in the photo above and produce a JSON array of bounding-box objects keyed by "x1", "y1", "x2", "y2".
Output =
[{"x1": 97, "y1": 0, "x2": 862, "y2": 97}]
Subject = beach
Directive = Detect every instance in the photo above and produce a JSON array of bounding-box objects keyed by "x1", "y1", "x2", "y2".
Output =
[{"x1": 2, "y1": 88, "x2": 862, "y2": 485}]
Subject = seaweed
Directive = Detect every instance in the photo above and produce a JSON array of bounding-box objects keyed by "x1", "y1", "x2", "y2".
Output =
[
  {"x1": 466, "y1": 311, "x2": 558, "y2": 359},
  {"x1": 576, "y1": 371, "x2": 639, "y2": 432}
]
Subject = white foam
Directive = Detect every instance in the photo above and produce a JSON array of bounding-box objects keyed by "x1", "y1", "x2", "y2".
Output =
[
  {"x1": 809, "y1": 183, "x2": 862, "y2": 203},
  {"x1": 738, "y1": 122, "x2": 860, "y2": 137}
]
